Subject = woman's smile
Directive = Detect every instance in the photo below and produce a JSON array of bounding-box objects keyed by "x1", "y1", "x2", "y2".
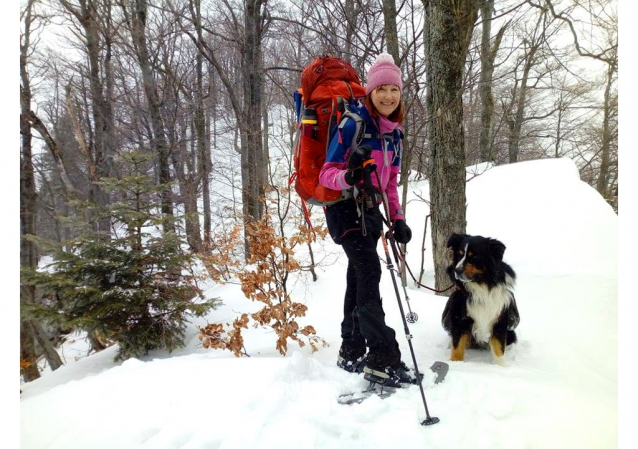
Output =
[{"x1": 371, "y1": 84, "x2": 401, "y2": 117}]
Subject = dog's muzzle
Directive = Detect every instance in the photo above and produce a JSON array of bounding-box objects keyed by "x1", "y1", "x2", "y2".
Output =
[{"x1": 454, "y1": 267, "x2": 470, "y2": 282}]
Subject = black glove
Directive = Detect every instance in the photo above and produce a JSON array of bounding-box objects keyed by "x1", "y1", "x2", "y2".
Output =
[
  {"x1": 392, "y1": 220, "x2": 412, "y2": 244},
  {"x1": 345, "y1": 145, "x2": 372, "y2": 186},
  {"x1": 347, "y1": 145, "x2": 372, "y2": 170},
  {"x1": 344, "y1": 169, "x2": 363, "y2": 186}
]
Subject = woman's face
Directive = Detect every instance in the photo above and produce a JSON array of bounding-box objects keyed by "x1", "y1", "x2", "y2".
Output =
[{"x1": 370, "y1": 84, "x2": 401, "y2": 117}]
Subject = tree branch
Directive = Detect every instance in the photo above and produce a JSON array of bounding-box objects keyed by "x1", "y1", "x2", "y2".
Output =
[{"x1": 527, "y1": 0, "x2": 617, "y2": 64}]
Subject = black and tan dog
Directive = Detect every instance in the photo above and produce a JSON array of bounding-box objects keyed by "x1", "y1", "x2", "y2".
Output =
[{"x1": 442, "y1": 233, "x2": 520, "y2": 365}]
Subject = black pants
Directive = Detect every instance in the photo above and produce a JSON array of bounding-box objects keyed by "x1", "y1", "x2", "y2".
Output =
[{"x1": 340, "y1": 229, "x2": 399, "y2": 353}]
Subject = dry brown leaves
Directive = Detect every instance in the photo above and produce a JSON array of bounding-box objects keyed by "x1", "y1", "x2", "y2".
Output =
[
  {"x1": 198, "y1": 313, "x2": 250, "y2": 357},
  {"x1": 200, "y1": 197, "x2": 329, "y2": 357}
]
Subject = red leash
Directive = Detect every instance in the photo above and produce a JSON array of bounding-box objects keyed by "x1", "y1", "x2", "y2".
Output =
[
  {"x1": 393, "y1": 240, "x2": 456, "y2": 294},
  {"x1": 374, "y1": 170, "x2": 455, "y2": 295}
]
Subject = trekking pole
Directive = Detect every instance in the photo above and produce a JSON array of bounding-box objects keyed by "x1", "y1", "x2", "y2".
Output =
[
  {"x1": 385, "y1": 227, "x2": 417, "y2": 322},
  {"x1": 384, "y1": 228, "x2": 418, "y2": 323},
  {"x1": 362, "y1": 164, "x2": 440, "y2": 426}
]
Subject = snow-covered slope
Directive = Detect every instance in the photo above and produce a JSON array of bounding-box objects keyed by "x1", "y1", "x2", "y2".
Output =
[{"x1": 20, "y1": 158, "x2": 618, "y2": 449}]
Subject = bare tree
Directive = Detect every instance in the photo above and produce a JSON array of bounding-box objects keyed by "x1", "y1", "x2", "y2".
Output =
[
  {"x1": 243, "y1": 0, "x2": 267, "y2": 223},
  {"x1": 478, "y1": 0, "x2": 508, "y2": 162},
  {"x1": 170, "y1": 0, "x2": 271, "y2": 256},
  {"x1": 120, "y1": 0, "x2": 175, "y2": 233},
  {"x1": 152, "y1": 9, "x2": 204, "y2": 252},
  {"x1": 58, "y1": 0, "x2": 114, "y2": 235},
  {"x1": 596, "y1": 50, "x2": 617, "y2": 202},
  {"x1": 505, "y1": 8, "x2": 549, "y2": 163},
  {"x1": 382, "y1": 0, "x2": 400, "y2": 63},
  {"x1": 20, "y1": 0, "x2": 43, "y2": 382},
  {"x1": 190, "y1": 0, "x2": 212, "y2": 247},
  {"x1": 21, "y1": 0, "x2": 64, "y2": 379}
]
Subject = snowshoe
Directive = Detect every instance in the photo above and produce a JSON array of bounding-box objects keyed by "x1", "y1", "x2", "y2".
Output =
[
  {"x1": 340, "y1": 361, "x2": 449, "y2": 405},
  {"x1": 363, "y1": 365, "x2": 403, "y2": 388},
  {"x1": 362, "y1": 357, "x2": 424, "y2": 387},
  {"x1": 338, "y1": 384, "x2": 397, "y2": 405},
  {"x1": 362, "y1": 362, "x2": 423, "y2": 388}
]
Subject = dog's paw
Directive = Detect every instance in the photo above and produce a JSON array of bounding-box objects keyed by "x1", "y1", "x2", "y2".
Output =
[{"x1": 492, "y1": 355, "x2": 508, "y2": 367}]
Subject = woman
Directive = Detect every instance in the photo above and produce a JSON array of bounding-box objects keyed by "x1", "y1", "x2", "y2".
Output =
[{"x1": 319, "y1": 53, "x2": 416, "y2": 385}]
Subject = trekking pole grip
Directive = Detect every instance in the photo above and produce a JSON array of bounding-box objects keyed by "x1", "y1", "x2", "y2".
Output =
[{"x1": 362, "y1": 161, "x2": 377, "y2": 209}]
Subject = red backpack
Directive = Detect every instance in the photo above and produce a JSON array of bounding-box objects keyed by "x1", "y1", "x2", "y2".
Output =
[{"x1": 291, "y1": 56, "x2": 366, "y2": 212}]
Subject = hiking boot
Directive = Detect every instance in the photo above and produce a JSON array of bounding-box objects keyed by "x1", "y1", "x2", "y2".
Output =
[
  {"x1": 389, "y1": 360, "x2": 424, "y2": 385},
  {"x1": 365, "y1": 345, "x2": 401, "y2": 372},
  {"x1": 363, "y1": 347, "x2": 423, "y2": 387},
  {"x1": 336, "y1": 340, "x2": 367, "y2": 374}
]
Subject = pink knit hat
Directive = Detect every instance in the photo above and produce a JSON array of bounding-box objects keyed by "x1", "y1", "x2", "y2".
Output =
[{"x1": 366, "y1": 52, "x2": 402, "y2": 95}]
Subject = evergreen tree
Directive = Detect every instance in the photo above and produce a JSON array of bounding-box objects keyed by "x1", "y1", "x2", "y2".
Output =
[{"x1": 22, "y1": 152, "x2": 219, "y2": 361}]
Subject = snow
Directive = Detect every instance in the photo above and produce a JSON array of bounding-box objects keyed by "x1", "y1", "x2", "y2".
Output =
[{"x1": 20, "y1": 158, "x2": 618, "y2": 448}]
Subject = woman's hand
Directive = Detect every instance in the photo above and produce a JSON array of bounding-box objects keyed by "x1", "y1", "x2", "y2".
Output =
[
  {"x1": 347, "y1": 145, "x2": 372, "y2": 170},
  {"x1": 345, "y1": 145, "x2": 372, "y2": 185},
  {"x1": 391, "y1": 220, "x2": 412, "y2": 244}
]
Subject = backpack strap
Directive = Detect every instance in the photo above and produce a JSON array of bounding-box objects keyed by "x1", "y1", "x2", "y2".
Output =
[
  {"x1": 337, "y1": 100, "x2": 368, "y2": 150},
  {"x1": 338, "y1": 112, "x2": 365, "y2": 148}
]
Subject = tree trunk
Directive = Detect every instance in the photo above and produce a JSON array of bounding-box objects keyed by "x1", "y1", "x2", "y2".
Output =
[
  {"x1": 554, "y1": 92, "x2": 563, "y2": 158},
  {"x1": 478, "y1": 0, "x2": 506, "y2": 163},
  {"x1": 84, "y1": 0, "x2": 111, "y2": 235},
  {"x1": 596, "y1": 60, "x2": 616, "y2": 199},
  {"x1": 59, "y1": 0, "x2": 112, "y2": 234},
  {"x1": 203, "y1": 60, "x2": 215, "y2": 246},
  {"x1": 190, "y1": 0, "x2": 210, "y2": 249},
  {"x1": 241, "y1": 0, "x2": 266, "y2": 257},
  {"x1": 178, "y1": 0, "x2": 265, "y2": 257},
  {"x1": 262, "y1": 61, "x2": 270, "y2": 183},
  {"x1": 508, "y1": 44, "x2": 537, "y2": 163},
  {"x1": 465, "y1": 69, "x2": 477, "y2": 163},
  {"x1": 344, "y1": 0, "x2": 356, "y2": 64},
  {"x1": 21, "y1": 1, "x2": 63, "y2": 377},
  {"x1": 20, "y1": 321, "x2": 40, "y2": 381},
  {"x1": 87, "y1": 330, "x2": 107, "y2": 352},
  {"x1": 507, "y1": 10, "x2": 543, "y2": 163},
  {"x1": 210, "y1": 62, "x2": 218, "y2": 152},
  {"x1": 101, "y1": 0, "x2": 116, "y2": 181},
  {"x1": 424, "y1": 0, "x2": 476, "y2": 293},
  {"x1": 30, "y1": 321, "x2": 64, "y2": 370},
  {"x1": 129, "y1": 0, "x2": 174, "y2": 233},
  {"x1": 168, "y1": 119, "x2": 202, "y2": 253},
  {"x1": 201, "y1": 79, "x2": 212, "y2": 247},
  {"x1": 382, "y1": 0, "x2": 400, "y2": 65},
  {"x1": 20, "y1": 2, "x2": 40, "y2": 380}
]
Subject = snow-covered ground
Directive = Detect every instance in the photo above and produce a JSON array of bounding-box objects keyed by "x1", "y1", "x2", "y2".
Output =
[{"x1": 20, "y1": 158, "x2": 618, "y2": 448}]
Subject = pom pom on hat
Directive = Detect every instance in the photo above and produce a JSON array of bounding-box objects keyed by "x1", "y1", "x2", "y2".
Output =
[
  {"x1": 366, "y1": 52, "x2": 402, "y2": 95},
  {"x1": 373, "y1": 53, "x2": 395, "y2": 65}
]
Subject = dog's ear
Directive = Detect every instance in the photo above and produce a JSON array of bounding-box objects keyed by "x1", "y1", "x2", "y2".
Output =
[
  {"x1": 446, "y1": 233, "x2": 467, "y2": 252},
  {"x1": 488, "y1": 238, "x2": 506, "y2": 262}
]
